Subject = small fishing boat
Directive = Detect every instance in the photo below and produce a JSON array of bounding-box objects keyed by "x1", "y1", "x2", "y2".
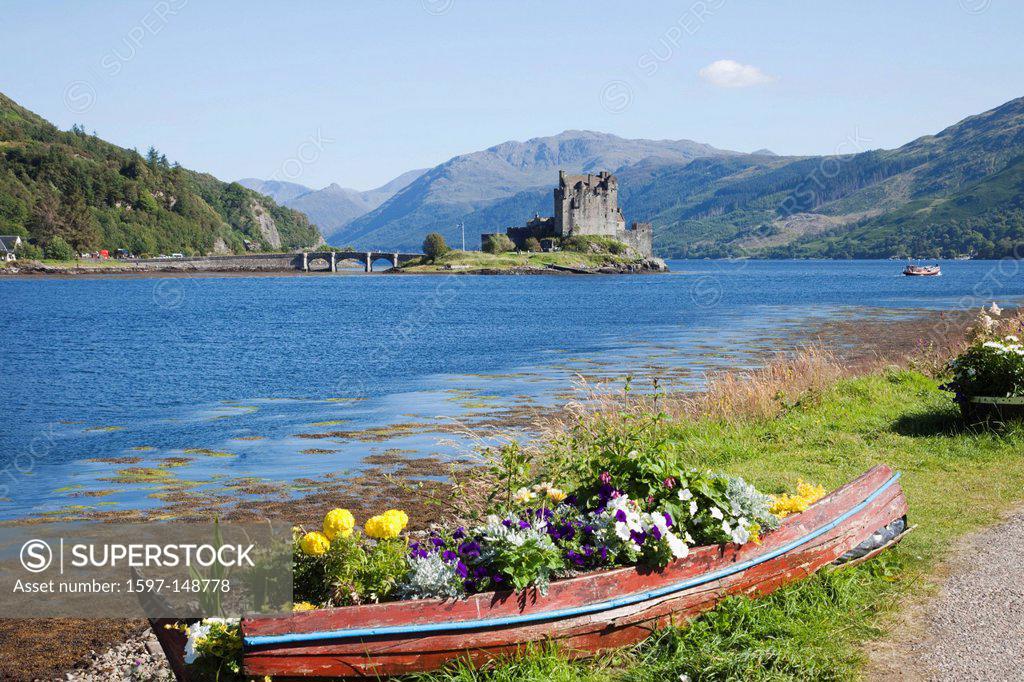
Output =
[
  {"x1": 903, "y1": 264, "x2": 941, "y2": 276},
  {"x1": 219, "y1": 465, "x2": 907, "y2": 679}
]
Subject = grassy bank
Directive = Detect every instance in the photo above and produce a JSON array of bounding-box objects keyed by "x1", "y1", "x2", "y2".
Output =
[
  {"x1": 395, "y1": 249, "x2": 643, "y2": 272},
  {"x1": 418, "y1": 368, "x2": 1024, "y2": 681}
]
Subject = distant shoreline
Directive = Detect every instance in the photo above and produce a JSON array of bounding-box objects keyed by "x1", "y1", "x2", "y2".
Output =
[{"x1": 1, "y1": 254, "x2": 671, "y2": 278}]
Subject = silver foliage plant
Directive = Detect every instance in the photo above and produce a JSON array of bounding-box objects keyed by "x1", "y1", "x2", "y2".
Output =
[
  {"x1": 724, "y1": 475, "x2": 780, "y2": 532},
  {"x1": 398, "y1": 553, "x2": 466, "y2": 601}
]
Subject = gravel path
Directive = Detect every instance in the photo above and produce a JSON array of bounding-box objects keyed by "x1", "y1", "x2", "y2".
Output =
[{"x1": 869, "y1": 508, "x2": 1024, "y2": 681}]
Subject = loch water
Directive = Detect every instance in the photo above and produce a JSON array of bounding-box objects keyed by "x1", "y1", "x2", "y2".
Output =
[{"x1": 2, "y1": 259, "x2": 1021, "y2": 520}]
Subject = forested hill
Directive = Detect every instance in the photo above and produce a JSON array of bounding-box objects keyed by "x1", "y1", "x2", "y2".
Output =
[
  {"x1": 0, "y1": 93, "x2": 321, "y2": 257},
  {"x1": 641, "y1": 95, "x2": 1024, "y2": 259}
]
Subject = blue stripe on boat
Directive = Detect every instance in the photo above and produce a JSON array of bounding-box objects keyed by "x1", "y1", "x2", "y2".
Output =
[{"x1": 245, "y1": 472, "x2": 901, "y2": 647}]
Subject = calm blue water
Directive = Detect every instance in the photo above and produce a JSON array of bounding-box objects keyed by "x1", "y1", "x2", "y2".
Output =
[{"x1": 1, "y1": 259, "x2": 1021, "y2": 520}]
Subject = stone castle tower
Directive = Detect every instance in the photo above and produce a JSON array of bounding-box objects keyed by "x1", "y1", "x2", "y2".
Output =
[
  {"x1": 554, "y1": 171, "x2": 626, "y2": 237},
  {"x1": 482, "y1": 169, "x2": 653, "y2": 257}
]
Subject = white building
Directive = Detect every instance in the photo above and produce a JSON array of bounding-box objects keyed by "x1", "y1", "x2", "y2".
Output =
[{"x1": 0, "y1": 235, "x2": 22, "y2": 262}]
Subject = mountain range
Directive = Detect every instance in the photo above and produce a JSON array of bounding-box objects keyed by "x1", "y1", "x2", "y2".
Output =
[
  {"x1": 4, "y1": 88, "x2": 1022, "y2": 260},
  {"x1": 0, "y1": 93, "x2": 321, "y2": 256},
  {"x1": 238, "y1": 169, "x2": 426, "y2": 240},
  {"x1": 243, "y1": 97, "x2": 1024, "y2": 259}
]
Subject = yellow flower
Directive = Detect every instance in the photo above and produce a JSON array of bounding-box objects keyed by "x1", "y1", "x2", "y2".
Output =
[
  {"x1": 299, "y1": 531, "x2": 331, "y2": 556},
  {"x1": 546, "y1": 487, "x2": 567, "y2": 503},
  {"x1": 748, "y1": 523, "x2": 762, "y2": 545},
  {"x1": 364, "y1": 509, "x2": 408, "y2": 539},
  {"x1": 292, "y1": 601, "x2": 316, "y2": 612},
  {"x1": 796, "y1": 479, "x2": 825, "y2": 503},
  {"x1": 323, "y1": 508, "x2": 355, "y2": 540},
  {"x1": 384, "y1": 509, "x2": 409, "y2": 529},
  {"x1": 770, "y1": 479, "x2": 826, "y2": 518}
]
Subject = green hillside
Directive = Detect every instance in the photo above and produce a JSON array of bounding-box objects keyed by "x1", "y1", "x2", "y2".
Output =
[
  {"x1": 641, "y1": 96, "x2": 1024, "y2": 259},
  {"x1": 774, "y1": 155, "x2": 1024, "y2": 258},
  {"x1": 0, "y1": 93, "x2": 321, "y2": 257}
]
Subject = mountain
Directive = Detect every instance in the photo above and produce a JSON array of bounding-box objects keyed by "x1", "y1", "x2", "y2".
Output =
[
  {"x1": 0, "y1": 93, "x2": 321, "y2": 256},
  {"x1": 287, "y1": 183, "x2": 373, "y2": 237},
  {"x1": 239, "y1": 168, "x2": 427, "y2": 241},
  {"x1": 236, "y1": 178, "x2": 313, "y2": 205},
  {"x1": 337, "y1": 130, "x2": 742, "y2": 250},
  {"x1": 639, "y1": 96, "x2": 1024, "y2": 258}
]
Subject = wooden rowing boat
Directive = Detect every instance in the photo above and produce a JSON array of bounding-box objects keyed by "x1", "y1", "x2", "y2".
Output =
[{"x1": 233, "y1": 464, "x2": 908, "y2": 679}]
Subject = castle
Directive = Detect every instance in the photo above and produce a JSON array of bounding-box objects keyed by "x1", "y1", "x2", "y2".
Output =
[{"x1": 482, "y1": 171, "x2": 652, "y2": 257}]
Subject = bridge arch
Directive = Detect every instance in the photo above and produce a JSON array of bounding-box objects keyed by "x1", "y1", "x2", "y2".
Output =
[
  {"x1": 367, "y1": 254, "x2": 397, "y2": 272},
  {"x1": 306, "y1": 256, "x2": 331, "y2": 272},
  {"x1": 333, "y1": 252, "x2": 366, "y2": 270}
]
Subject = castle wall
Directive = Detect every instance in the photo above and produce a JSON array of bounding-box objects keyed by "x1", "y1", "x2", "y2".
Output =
[{"x1": 617, "y1": 222, "x2": 653, "y2": 258}]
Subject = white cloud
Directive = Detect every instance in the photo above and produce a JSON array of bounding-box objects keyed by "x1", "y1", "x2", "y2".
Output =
[{"x1": 698, "y1": 60, "x2": 776, "y2": 88}]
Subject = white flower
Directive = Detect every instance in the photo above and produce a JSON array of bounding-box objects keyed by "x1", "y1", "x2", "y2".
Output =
[
  {"x1": 677, "y1": 488, "x2": 693, "y2": 501},
  {"x1": 651, "y1": 512, "x2": 670, "y2": 537},
  {"x1": 1006, "y1": 335, "x2": 1019, "y2": 342},
  {"x1": 721, "y1": 520, "x2": 732, "y2": 535},
  {"x1": 614, "y1": 521, "x2": 632, "y2": 542},
  {"x1": 730, "y1": 524, "x2": 750, "y2": 545},
  {"x1": 666, "y1": 531, "x2": 689, "y2": 559},
  {"x1": 689, "y1": 500, "x2": 698, "y2": 516},
  {"x1": 513, "y1": 487, "x2": 536, "y2": 504},
  {"x1": 709, "y1": 506, "x2": 723, "y2": 520},
  {"x1": 182, "y1": 619, "x2": 230, "y2": 664},
  {"x1": 183, "y1": 622, "x2": 210, "y2": 664},
  {"x1": 989, "y1": 302, "x2": 1002, "y2": 316}
]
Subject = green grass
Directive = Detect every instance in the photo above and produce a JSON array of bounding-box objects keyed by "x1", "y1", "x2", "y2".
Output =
[
  {"x1": 416, "y1": 369, "x2": 1024, "y2": 681},
  {"x1": 397, "y1": 249, "x2": 636, "y2": 272}
]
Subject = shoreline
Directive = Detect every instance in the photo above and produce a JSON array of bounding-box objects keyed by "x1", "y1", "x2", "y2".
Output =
[{"x1": 0, "y1": 259, "x2": 670, "y2": 279}]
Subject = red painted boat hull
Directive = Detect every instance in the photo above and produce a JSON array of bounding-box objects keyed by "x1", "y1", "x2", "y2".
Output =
[{"x1": 239, "y1": 465, "x2": 907, "y2": 679}]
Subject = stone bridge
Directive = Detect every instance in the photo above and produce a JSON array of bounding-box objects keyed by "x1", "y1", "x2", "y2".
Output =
[
  {"x1": 301, "y1": 251, "x2": 422, "y2": 273},
  {"x1": 125, "y1": 251, "x2": 422, "y2": 273}
]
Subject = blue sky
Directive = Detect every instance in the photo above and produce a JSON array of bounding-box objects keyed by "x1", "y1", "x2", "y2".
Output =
[{"x1": 3, "y1": 1, "x2": 1022, "y2": 190}]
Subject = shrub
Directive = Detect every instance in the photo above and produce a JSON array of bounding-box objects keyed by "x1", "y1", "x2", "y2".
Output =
[
  {"x1": 423, "y1": 232, "x2": 450, "y2": 260},
  {"x1": 44, "y1": 235, "x2": 75, "y2": 261},
  {"x1": 483, "y1": 233, "x2": 515, "y2": 254},
  {"x1": 524, "y1": 237, "x2": 543, "y2": 252},
  {"x1": 942, "y1": 334, "x2": 1024, "y2": 402},
  {"x1": 15, "y1": 241, "x2": 43, "y2": 260}
]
